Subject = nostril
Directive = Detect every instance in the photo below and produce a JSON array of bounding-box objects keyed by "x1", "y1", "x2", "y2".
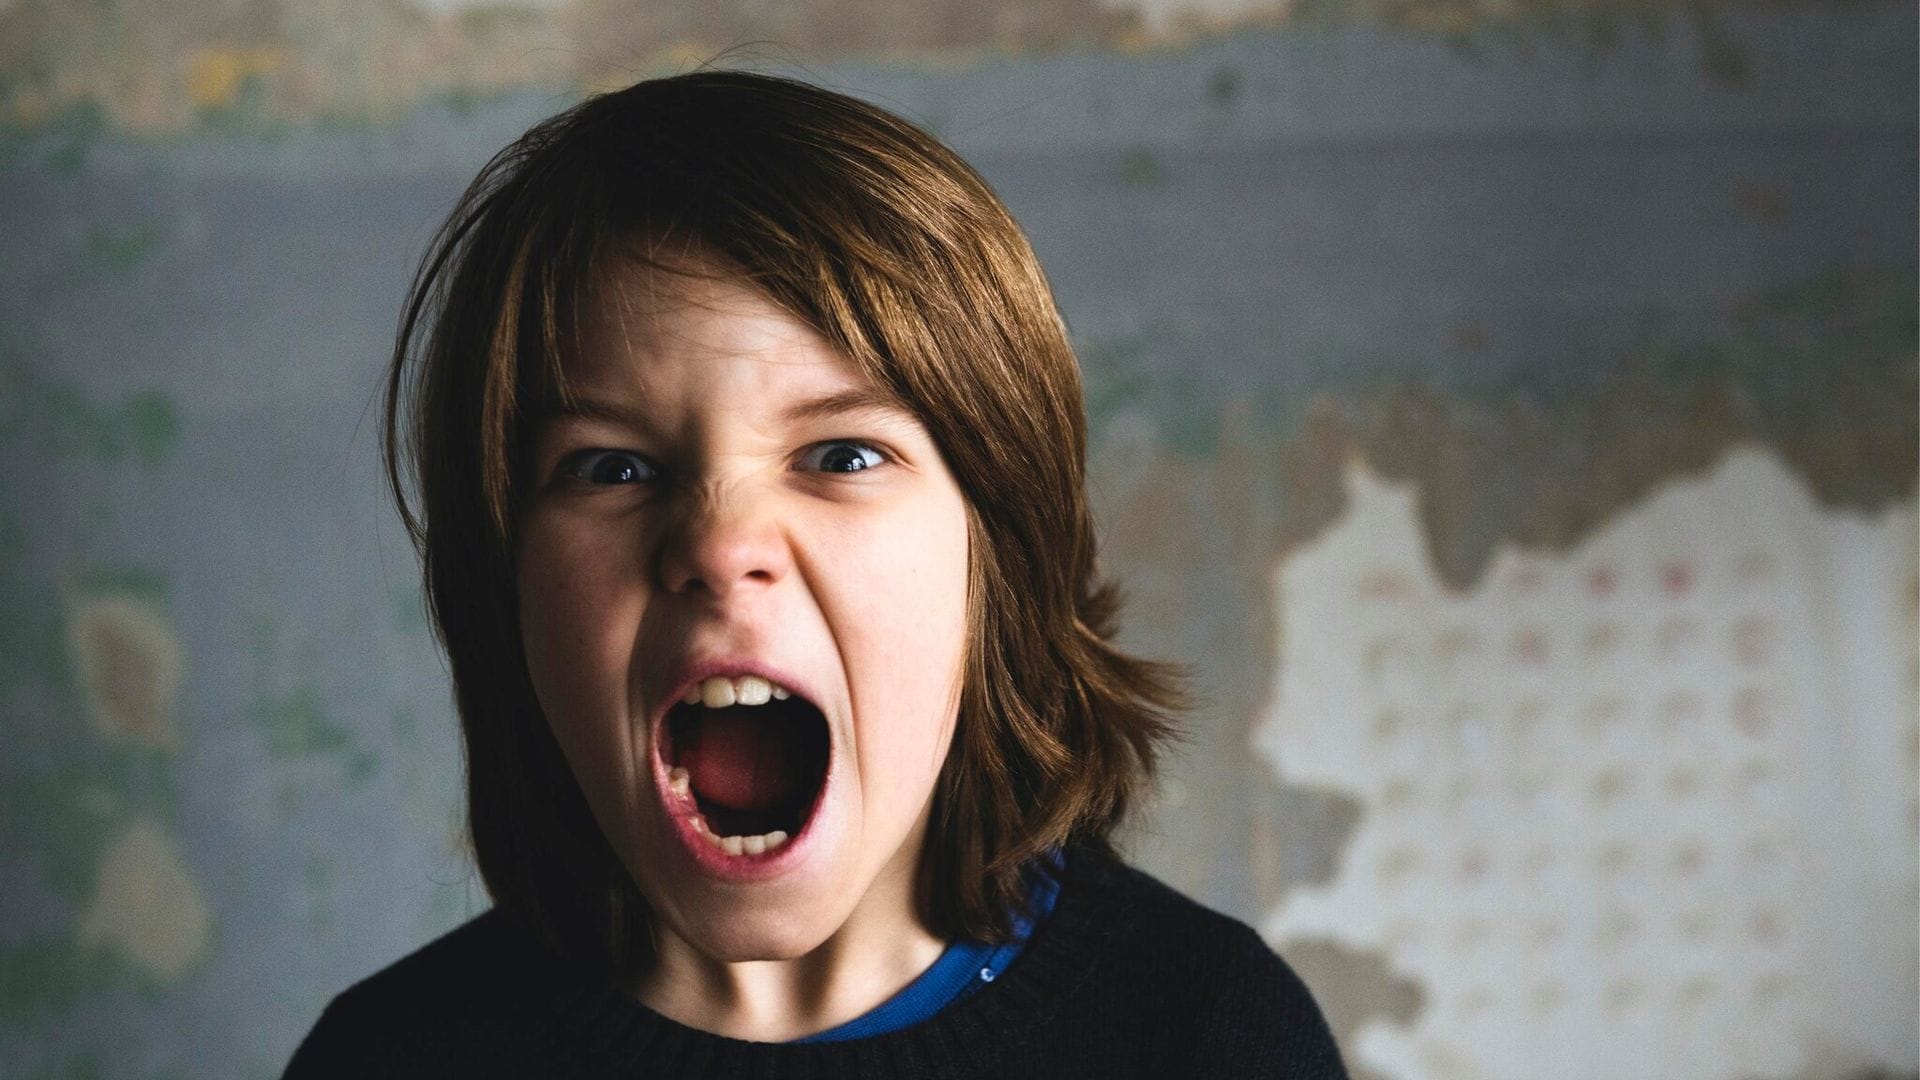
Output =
[{"x1": 655, "y1": 503, "x2": 791, "y2": 596}]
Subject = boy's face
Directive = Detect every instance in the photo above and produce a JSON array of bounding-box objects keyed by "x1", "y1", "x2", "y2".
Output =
[{"x1": 516, "y1": 261, "x2": 971, "y2": 962}]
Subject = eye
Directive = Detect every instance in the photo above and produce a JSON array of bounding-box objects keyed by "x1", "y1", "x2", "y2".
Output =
[
  {"x1": 797, "y1": 441, "x2": 887, "y2": 474},
  {"x1": 561, "y1": 449, "x2": 656, "y2": 486}
]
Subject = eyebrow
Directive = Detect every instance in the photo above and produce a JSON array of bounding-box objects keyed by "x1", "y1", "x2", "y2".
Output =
[
  {"x1": 777, "y1": 386, "x2": 911, "y2": 425},
  {"x1": 545, "y1": 386, "x2": 913, "y2": 431},
  {"x1": 545, "y1": 395, "x2": 652, "y2": 430}
]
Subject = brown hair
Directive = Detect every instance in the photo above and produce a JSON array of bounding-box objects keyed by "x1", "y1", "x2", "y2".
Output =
[{"x1": 384, "y1": 69, "x2": 1180, "y2": 961}]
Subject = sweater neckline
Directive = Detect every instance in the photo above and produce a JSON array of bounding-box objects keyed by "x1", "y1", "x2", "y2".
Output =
[
  {"x1": 531, "y1": 844, "x2": 1130, "y2": 1076},
  {"x1": 798, "y1": 848, "x2": 1067, "y2": 1043}
]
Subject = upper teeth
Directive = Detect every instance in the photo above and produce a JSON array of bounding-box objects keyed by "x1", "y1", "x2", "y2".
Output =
[{"x1": 681, "y1": 674, "x2": 793, "y2": 708}]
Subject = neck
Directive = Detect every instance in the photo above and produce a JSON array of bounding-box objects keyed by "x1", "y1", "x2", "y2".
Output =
[{"x1": 630, "y1": 848, "x2": 947, "y2": 1043}]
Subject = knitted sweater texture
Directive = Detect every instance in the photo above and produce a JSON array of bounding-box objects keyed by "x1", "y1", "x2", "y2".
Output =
[{"x1": 284, "y1": 848, "x2": 1348, "y2": 1078}]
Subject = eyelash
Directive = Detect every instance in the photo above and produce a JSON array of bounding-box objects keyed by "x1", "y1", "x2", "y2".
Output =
[
  {"x1": 795, "y1": 441, "x2": 888, "y2": 474},
  {"x1": 558, "y1": 440, "x2": 891, "y2": 486},
  {"x1": 560, "y1": 449, "x2": 655, "y2": 487}
]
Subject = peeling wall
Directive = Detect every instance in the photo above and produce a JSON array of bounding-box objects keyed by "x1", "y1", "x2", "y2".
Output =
[
  {"x1": 0, "y1": 2, "x2": 1913, "y2": 1077},
  {"x1": 1257, "y1": 448, "x2": 1916, "y2": 1078},
  {"x1": 0, "y1": 0, "x2": 1874, "y2": 136}
]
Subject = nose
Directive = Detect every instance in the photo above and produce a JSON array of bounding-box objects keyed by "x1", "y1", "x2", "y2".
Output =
[{"x1": 656, "y1": 489, "x2": 791, "y2": 598}]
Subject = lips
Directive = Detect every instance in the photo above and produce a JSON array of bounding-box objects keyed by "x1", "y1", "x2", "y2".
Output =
[{"x1": 651, "y1": 664, "x2": 832, "y2": 875}]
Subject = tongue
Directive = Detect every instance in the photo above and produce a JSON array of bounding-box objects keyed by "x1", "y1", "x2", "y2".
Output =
[{"x1": 682, "y1": 708, "x2": 808, "y2": 814}]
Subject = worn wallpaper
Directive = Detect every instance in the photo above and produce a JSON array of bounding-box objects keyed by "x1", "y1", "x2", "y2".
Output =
[{"x1": 0, "y1": 1, "x2": 1914, "y2": 1077}]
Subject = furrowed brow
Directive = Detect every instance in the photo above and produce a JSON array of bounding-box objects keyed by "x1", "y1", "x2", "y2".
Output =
[
  {"x1": 541, "y1": 388, "x2": 911, "y2": 432},
  {"x1": 778, "y1": 387, "x2": 913, "y2": 426},
  {"x1": 545, "y1": 395, "x2": 653, "y2": 431}
]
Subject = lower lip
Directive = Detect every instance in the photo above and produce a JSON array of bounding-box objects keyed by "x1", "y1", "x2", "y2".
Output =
[{"x1": 651, "y1": 735, "x2": 830, "y2": 883}]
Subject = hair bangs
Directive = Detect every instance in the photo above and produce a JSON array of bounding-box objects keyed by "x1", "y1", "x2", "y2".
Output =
[{"x1": 385, "y1": 70, "x2": 1182, "y2": 963}]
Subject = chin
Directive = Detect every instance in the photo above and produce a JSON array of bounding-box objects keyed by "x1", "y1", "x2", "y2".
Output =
[{"x1": 669, "y1": 901, "x2": 842, "y2": 963}]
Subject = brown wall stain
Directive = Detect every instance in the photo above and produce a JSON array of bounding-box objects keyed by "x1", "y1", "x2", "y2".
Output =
[
  {"x1": 0, "y1": 0, "x2": 1885, "y2": 133},
  {"x1": 1276, "y1": 937, "x2": 1426, "y2": 1080},
  {"x1": 1096, "y1": 398, "x2": 1363, "y2": 916},
  {"x1": 65, "y1": 594, "x2": 183, "y2": 749}
]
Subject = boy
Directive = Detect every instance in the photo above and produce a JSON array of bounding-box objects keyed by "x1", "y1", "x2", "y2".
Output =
[{"x1": 287, "y1": 70, "x2": 1344, "y2": 1078}]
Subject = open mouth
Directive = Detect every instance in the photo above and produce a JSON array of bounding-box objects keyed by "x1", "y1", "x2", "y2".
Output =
[{"x1": 662, "y1": 674, "x2": 830, "y2": 856}]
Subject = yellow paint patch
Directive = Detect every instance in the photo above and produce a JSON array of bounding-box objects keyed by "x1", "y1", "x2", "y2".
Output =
[
  {"x1": 185, "y1": 47, "x2": 283, "y2": 112},
  {"x1": 78, "y1": 819, "x2": 211, "y2": 982},
  {"x1": 66, "y1": 595, "x2": 184, "y2": 750}
]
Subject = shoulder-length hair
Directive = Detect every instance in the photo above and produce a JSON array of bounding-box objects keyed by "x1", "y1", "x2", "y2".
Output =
[{"x1": 384, "y1": 69, "x2": 1179, "y2": 962}]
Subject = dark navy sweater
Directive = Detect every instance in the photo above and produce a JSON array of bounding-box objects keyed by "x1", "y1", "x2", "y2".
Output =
[{"x1": 284, "y1": 847, "x2": 1348, "y2": 1078}]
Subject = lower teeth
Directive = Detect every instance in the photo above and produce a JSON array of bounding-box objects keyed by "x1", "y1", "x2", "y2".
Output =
[{"x1": 693, "y1": 815, "x2": 790, "y2": 855}]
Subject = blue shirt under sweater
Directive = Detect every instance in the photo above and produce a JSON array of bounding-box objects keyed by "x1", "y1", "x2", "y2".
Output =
[{"x1": 795, "y1": 858, "x2": 1064, "y2": 1043}]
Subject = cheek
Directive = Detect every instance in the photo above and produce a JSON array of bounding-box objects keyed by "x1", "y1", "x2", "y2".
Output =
[
  {"x1": 839, "y1": 497, "x2": 971, "y2": 791},
  {"x1": 516, "y1": 514, "x2": 642, "y2": 740}
]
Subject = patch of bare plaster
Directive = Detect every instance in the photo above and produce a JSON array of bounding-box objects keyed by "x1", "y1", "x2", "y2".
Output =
[
  {"x1": 1096, "y1": 400, "x2": 1365, "y2": 921},
  {"x1": 65, "y1": 594, "x2": 184, "y2": 750},
  {"x1": 1278, "y1": 937, "x2": 1425, "y2": 1080},
  {"x1": 1256, "y1": 448, "x2": 1917, "y2": 1078}
]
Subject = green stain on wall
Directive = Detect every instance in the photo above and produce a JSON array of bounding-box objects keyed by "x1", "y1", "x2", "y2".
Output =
[
  {"x1": 304, "y1": 852, "x2": 337, "y2": 931},
  {"x1": 0, "y1": 365, "x2": 194, "y2": 1024},
  {"x1": 0, "y1": 938, "x2": 150, "y2": 1025},
  {"x1": 75, "y1": 564, "x2": 172, "y2": 604},
  {"x1": 388, "y1": 585, "x2": 429, "y2": 634},
  {"x1": 0, "y1": 563, "x2": 69, "y2": 695},
  {"x1": 21, "y1": 1051, "x2": 103, "y2": 1080},
  {"x1": 1077, "y1": 332, "x2": 1154, "y2": 425},
  {"x1": 1206, "y1": 65, "x2": 1243, "y2": 105},
  {"x1": 1647, "y1": 267, "x2": 1917, "y2": 413},
  {"x1": 38, "y1": 101, "x2": 107, "y2": 175},
  {"x1": 1082, "y1": 263, "x2": 1918, "y2": 465},
  {"x1": 82, "y1": 222, "x2": 163, "y2": 274},
  {"x1": 247, "y1": 683, "x2": 381, "y2": 790},
  {"x1": 0, "y1": 365, "x2": 181, "y2": 468},
  {"x1": 1116, "y1": 147, "x2": 1163, "y2": 188},
  {"x1": 0, "y1": 769, "x2": 125, "y2": 903}
]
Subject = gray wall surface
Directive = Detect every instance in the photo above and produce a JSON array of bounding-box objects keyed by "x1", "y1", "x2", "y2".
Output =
[{"x1": 1, "y1": 3, "x2": 1914, "y2": 1077}]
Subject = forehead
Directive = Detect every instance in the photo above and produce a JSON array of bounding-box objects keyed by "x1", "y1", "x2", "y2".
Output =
[
  {"x1": 538, "y1": 257, "x2": 937, "y2": 445},
  {"x1": 564, "y1": 258, "x2": 863, "y2": 398}
]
